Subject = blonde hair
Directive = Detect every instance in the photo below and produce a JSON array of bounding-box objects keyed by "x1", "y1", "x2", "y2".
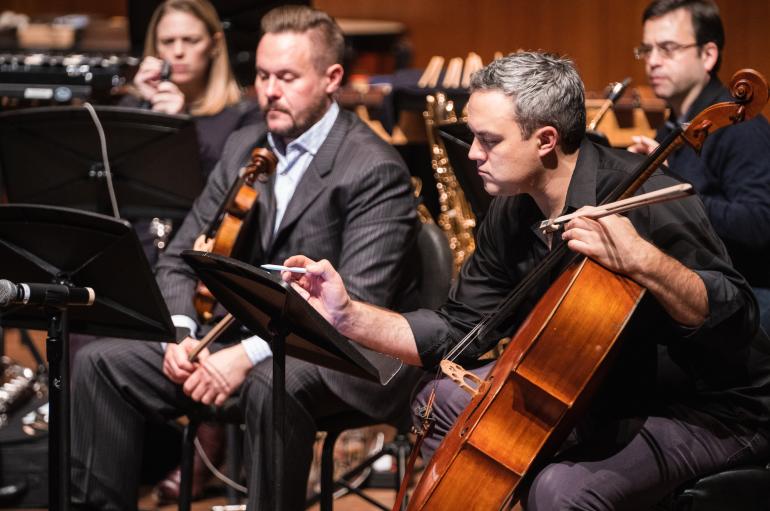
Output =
[{"x1": 143, "y1": 0, "x2": 241, "y2": 116}]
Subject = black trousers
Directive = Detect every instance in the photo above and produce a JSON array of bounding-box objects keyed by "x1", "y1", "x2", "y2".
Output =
[{"x1": 413, "y1": 361, "x2": 770, "y2": 511}]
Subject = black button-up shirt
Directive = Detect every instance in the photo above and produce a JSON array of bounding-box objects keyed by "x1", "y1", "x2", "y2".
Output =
[{"x1": 405, "y1": 139, "x2": 770, "y2": 428}]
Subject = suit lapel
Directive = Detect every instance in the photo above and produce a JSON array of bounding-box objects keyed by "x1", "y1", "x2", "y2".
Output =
[
  {"x1": 267, "y1": 111, "x2": 351, "y2": 255},
  {"x1": 257, "y1": 172, "x2": 276, "y2": 254}
]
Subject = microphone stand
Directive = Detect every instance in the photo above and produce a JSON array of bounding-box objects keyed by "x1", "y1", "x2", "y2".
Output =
[
  {"x1": 37, "y1": 278, "x2": 94, "y2": 511},
  {"x1": 46, "y1": 302, "x2": 71, "y2": 511}
]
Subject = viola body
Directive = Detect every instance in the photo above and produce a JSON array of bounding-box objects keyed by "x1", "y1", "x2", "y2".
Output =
[
  {"x1": 193, "y1": 147, "x2": 276, "y2": 322},
  {"x1": 407, "y1": 258, "x2": 644, "y2": 510},
  {"x1": 192, "y1": 184, "x2": 258, "y2": 320}
]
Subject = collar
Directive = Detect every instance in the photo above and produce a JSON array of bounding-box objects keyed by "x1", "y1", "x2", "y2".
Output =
[
  {"x1": 528, "y1": 139, "x2": 597, "y2": 245},
  {"x1": 677, "y1": 76, "x2": 726, "y2": 124},
  {"x1": 267, "y1": 102, "x2": 340, "y2": 160},
  {"x1": 563, "y1": 138, "x2": 599, "y2": 214}
]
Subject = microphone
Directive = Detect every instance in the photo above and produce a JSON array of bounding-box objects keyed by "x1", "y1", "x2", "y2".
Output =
[
  {"x1": 607, "y1": 77, "x2": 632, "y2": 104},
  {"x1": 0, "y1": 279, "x2": 95, "y2": 308},
  {"x1": 159, "y1": 60, "x2": 171, "y2": 81},
  {"x1": 139, "y1": 60, "x2": 171, "y2": 109}
]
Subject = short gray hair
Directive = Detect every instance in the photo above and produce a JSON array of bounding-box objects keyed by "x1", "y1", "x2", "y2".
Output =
[{"x1": 470, "y1": 51, "x2": 586, "y2": 153}]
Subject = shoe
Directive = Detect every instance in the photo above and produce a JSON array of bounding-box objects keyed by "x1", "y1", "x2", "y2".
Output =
[{"x1": 154, "y1": 421, "x2": 225, "y2": 503}]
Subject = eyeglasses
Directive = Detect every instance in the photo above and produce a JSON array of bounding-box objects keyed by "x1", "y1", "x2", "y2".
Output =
[{"x1": 633, "y1": 42, "x2": 699, "y2": 60}]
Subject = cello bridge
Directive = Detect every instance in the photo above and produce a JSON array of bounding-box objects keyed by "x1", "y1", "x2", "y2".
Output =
[{"x1": 440, "y1": 359, "x2": 483, "y2": 397}]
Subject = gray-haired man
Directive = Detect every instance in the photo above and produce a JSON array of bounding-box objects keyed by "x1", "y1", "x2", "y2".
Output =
[{"x1": 284, "y1": 51, "x2": 770, "y2": 509}]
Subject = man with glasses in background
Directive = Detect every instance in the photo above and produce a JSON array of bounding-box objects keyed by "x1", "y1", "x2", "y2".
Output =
[{"x1": 629, "y1": 0, "x2": 770, "y2": 332}]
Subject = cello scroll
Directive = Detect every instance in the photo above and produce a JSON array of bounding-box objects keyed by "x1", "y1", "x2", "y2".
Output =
[
  {"x1": 682, "y1": 69, "x2": 769, "y2": 150},
  {"x1": 618, "y1": 69, "x2": 767, "y2": 201}
]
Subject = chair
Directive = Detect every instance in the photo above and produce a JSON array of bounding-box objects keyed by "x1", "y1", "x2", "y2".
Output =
[
  {"x1": 306, "y1": 221, "x2": 454, "y2": 511},
  {"x1": 306, "y1": 411, "x2": 413, "y2": 511},
  {"x1": 177, "y1": 221, "x2": 455, "y2": 511},
  {"x1": 666, "y1": 464, "x2": 770, "y2": 511},
  {"x1": 414, "y1": 221, "x2": 454, "y2": 310},
  {"x1": 178, "y1": 401, "x2": 243, "y2": 511}
]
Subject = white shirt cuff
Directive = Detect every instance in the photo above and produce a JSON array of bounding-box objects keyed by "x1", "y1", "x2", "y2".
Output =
[
  {"x1": 240, "y1": 335, "x2": 273, "y2": 366},
  {"x1": 172, "y1": 315, "x2": 198, "y2": 338},
  {"x1": 161, "y1": 314, "x2": 199, "y2": 351}
]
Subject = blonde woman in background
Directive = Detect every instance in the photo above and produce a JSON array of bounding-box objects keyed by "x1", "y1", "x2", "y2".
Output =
[{"x1": 123, "y1": 0, "x2": 260, "y2": 176}]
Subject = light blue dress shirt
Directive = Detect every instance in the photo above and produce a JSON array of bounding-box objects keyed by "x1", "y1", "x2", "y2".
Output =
[{"x1": 171, "y1": 102, "x2": 340, "y2": 365}]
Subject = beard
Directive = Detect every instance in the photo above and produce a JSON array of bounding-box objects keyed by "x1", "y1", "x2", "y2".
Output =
[{"x1": 263, "y1": 96, "x2": 331, "y2": 140}]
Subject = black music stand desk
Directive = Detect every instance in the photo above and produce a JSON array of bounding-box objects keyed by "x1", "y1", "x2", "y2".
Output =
[
  {"x1": 0, "y1": 106, "x2": 205, "y2": 222},
  {"x1": 0, "y1": 204, "x2": 175, "y2": 511},
  {"x1": 182, "y1": 250, "x2": 402, "y2": 511}
]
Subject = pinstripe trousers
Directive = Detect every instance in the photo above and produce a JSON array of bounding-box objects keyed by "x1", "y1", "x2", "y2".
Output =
[
  {"x1": 71, "y1": 340, "x2": 193, "y2": 510},
  {"x1": 71, "y1": 338, "x2": 421, "y2": 511}
]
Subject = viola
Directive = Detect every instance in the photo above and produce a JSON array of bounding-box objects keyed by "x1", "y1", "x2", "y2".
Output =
[
  {"x1": 192, "y1": 146, "x2": 277, "y2": 323},
  {"x1": 402, "y1": 69, "x2": 769, "y2": 511}
]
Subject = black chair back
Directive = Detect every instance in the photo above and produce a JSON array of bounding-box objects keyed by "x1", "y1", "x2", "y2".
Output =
[{"x1": 416, "y1": 222, "x2": 453, "y2": 310}]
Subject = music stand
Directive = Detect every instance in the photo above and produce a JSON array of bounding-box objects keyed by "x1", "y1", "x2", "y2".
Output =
[
  {"x1": 0, "y1": 204, "x2": 176, "y2": 511},
  {"x1": 0, "y1": 106, "x2": 205, "y2": 222},
  {"x1": 438, "y1": 122, "x2": 492, "y2": 222},
  {"x1": 181, "y1": 250, "x2": 402, "y2": 511}
]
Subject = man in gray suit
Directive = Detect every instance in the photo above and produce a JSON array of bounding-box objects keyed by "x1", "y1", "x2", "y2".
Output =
[{"x1": 71, "y1": 6, "x2": 423, "y2": 511}]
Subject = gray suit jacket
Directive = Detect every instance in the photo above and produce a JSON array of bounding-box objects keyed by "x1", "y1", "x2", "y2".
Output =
[{"x1": 155, "y1": 108, "x2": 423, "y2": 419}]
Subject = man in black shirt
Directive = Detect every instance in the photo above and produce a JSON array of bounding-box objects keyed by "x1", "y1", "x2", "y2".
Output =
[
  {"x1": 629, "y1": 0, "x2": 770, "y2": 333},
  {"x1": 281, "y1": 51, "x2": 770, "y2": 509}
]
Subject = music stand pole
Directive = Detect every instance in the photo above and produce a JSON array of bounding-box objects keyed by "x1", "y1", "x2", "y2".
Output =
[
  {"x1": 46, "y1": 306, "x2": 72, "y2": 511},
  {"x1": 268, "y1": 320, "x2": 286, "y2": 511}
]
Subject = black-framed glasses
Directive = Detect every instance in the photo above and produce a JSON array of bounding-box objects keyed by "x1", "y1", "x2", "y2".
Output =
[{"x1": 633, "y1": 42, "x2": 700, "y2": 60}]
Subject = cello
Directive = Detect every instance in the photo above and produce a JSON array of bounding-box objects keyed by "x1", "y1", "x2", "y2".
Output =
[{"x1": 403, "y1": 69, "x2": 769, "y2": 511}]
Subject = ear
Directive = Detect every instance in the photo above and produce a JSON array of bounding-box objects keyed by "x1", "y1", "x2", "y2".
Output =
[
  {"x1": 700, "y1": 41, "x2": 719, "y2": 75},
  {"x1": 535, "y1": 126, "x2": 559, "y2": 156},
  {"x1": 324, "y1": 63, "x2": 344, "y2": 94}
]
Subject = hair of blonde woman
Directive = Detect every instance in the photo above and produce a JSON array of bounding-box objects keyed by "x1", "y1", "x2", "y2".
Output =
[{"x1": 143, "y1": 0, "x2": 241, "y2": 116}]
